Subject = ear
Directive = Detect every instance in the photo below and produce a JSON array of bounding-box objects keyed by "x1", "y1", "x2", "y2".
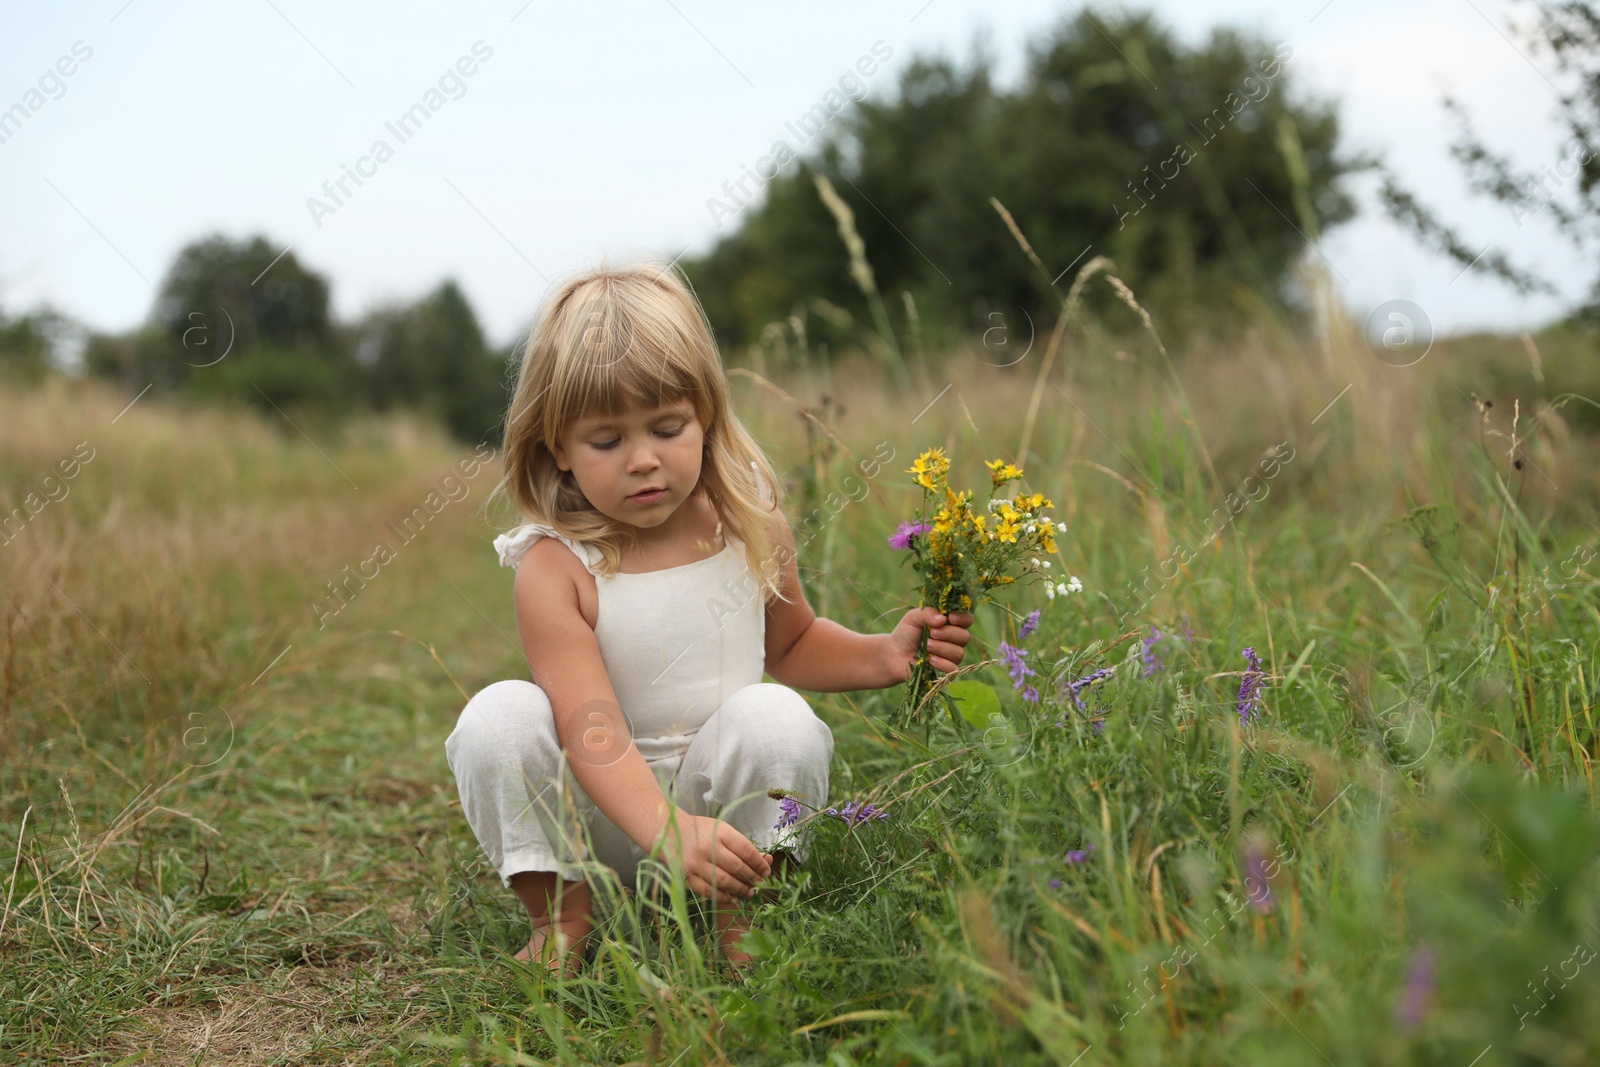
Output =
[{"x1": 551, "y1": 439, "x2": 570, "y2": 472}]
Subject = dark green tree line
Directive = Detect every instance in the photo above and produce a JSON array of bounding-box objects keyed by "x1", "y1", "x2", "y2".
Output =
[
  {"x1": 684, "y1": 8, "x2": 1365, "y2": 353},
  {"x1": 78, "y1": 234, "x2": 511, "y2": 445}
]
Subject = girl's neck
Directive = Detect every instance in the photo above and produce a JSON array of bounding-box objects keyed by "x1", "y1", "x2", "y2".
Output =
[{"x1": 616, "y1": 488, "x2": 724, "y2": 573}]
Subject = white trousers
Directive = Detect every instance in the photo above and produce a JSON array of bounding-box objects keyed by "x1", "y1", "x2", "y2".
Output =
[{"x1": 445, "y1": 679, "x2": 834, "y2": 890}]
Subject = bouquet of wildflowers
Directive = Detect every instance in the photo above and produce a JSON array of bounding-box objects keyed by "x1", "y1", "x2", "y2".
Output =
[{"x1": 888, "y1": 447, "x2": 1070, "y2": 731}]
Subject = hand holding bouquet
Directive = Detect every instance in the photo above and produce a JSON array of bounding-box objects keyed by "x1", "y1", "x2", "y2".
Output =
[{"x1": 887, "y1": 447, "x2": 1071, "y2": 731}]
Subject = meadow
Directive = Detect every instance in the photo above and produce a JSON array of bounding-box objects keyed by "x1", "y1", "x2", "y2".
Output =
[{"x1": 2, "y1": 259, "x2": 1599, "y2": 1065}]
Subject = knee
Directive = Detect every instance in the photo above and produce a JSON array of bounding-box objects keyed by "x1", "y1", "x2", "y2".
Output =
[
  {"x1": 718, "y1": 683, "x2": 834, "y2": 764},
  {"x1": 446, "y1": 680, "x2": 556, "y2": 769},
  {"x1": 469, "y1": 679, "x2": 551, "y2": 716}
]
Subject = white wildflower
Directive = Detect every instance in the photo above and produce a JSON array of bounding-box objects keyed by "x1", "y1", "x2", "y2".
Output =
[
  {"x1": 1044, "y1": 583, "x2": 1057, "y2": 599},
  {"x1": 1068, "y1": 575, "x2": 1083, "y2": 593},
  {"x1": 1057, "y1": 521, "x2": 1067, "y2": 532}
]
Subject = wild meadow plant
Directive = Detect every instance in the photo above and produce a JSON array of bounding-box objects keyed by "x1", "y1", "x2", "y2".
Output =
[{"x1": 887, "y1": 447, "x2": 1078, "y2": 730}]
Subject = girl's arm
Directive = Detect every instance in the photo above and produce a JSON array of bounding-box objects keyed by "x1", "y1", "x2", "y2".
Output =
[
  {"x1": 763, "y1": 513, "x2": 974, "y2": 692},
  {"x1": 513, "y1": 539, "x2": 674, "y2": 848}
]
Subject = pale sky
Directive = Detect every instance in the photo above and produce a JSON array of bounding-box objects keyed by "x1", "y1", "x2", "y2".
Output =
[{"x1": 0, "y1": 0, "x2": 1588, "y2": 355}]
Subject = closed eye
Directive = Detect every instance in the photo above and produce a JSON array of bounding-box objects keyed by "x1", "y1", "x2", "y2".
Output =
[{"x1": 590, "y1": 428, "x2": 685, "y2": 450}]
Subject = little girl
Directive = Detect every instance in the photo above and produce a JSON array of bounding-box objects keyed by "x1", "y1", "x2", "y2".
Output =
[{"x1": 444, "y1": 259, "x2": 975, "y2": 975}]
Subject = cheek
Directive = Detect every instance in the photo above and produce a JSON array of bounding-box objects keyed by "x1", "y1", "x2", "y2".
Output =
[{"x1": 682, "y1": 432, "x2": 707, "y2": 467}]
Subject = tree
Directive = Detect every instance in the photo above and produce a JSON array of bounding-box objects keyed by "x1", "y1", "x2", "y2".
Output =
[
  {"x1": 86, "y1": 233, "x2": 358, "y2": 412},
  {"x1": 350, "y1": 280, "x2": 510, "y2": 445},
  {"x1": 0, "y1": 304, "x2": 72, "y2": 385},
  {"x1": 684, "y1": 8, "x2": 1363, "y2": 353},
  {"x1": 1377, "y1": 2, "x2": 1600, "y2": 323}
]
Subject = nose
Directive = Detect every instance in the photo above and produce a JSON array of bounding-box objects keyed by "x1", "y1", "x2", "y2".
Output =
[{"x1": 626, "y1": 439, "x2": 660, "y2": 474}]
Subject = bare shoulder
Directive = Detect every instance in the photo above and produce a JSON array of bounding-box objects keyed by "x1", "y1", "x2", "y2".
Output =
[
  {"x1": 507, "y1": 536, "x2": 619, "y2": 750},
  {"x1": 514, "y1": 536, "x2": 599, "y2": 631}
]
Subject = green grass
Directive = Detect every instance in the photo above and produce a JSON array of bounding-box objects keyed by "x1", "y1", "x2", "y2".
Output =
[{"x1": 1, "y1": 296, "x2": 1598, "y2": 1065}]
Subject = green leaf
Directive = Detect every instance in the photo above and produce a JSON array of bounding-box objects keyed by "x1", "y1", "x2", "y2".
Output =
[{"x1": 948, "y1": 680, "x2": 1002, "y2": 729}]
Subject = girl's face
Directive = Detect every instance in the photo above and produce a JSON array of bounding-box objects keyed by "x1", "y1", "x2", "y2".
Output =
[{"x1": 551, "y1": 396, "x2": 706, "y2": 535}]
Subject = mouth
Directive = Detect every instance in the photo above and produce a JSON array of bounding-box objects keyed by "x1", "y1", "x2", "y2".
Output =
[{"x1": 628, "y1": 487, "x2": 667, "y2": 503}]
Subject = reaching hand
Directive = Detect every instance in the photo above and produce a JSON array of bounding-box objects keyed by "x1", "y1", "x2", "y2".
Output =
[
  {"x1": 650, "y1": 809, "x2": 773, "y2": 907},
  {"x1": 884, "y1": 606, "x2": 975, "y2": 683}
]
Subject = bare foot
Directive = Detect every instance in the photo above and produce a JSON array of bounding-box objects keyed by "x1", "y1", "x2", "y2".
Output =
[
  {"x1": 713, "y1": 906, "x2": 758, "y2": 970},
  {"x1": 514, "y1": 918, "x2": 592, "y2": 978},
  {"x1": 508, "y1": 871, "x2": 594, "y2": 978}
]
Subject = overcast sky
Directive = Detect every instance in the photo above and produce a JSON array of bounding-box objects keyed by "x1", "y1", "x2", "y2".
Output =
[{"x1": 0, "y1": 0, "x2": 1588, "y2": 353}]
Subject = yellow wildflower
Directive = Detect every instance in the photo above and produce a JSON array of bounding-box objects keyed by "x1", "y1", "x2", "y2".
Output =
[
  {"x1": 907, "y1": 448, "x2": 950, "y2": 491},
  {"x1": 908, "y1": 447, "x2": 940, "y2": 489},
  {"x1": 985, "y1": 458, "x2": 1024, "y2": 487}
]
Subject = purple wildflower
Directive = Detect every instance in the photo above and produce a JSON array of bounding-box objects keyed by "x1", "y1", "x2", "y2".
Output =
[
  {"x1": 1393, "y1": 944, "x2": 1435, "y2": 1032},
  {"x1": 999, "y1": 640, "x2": 1040, "y2": 703},
  {"x1": 888, "y1": 521, "x2": 932, "y2": 551},
  {"x1": 1141, "y1": 627, "x2": 1165, "y2": 677},
  {"x1": 1047, "y1": 878, "x2": 1062, "y2": 890},
  {"x1": 1242, "y1": 841, "x2": 1274, "y2": 913},
  {"x1": 1236, "y1": 647, "x2": 1264, "y2": 725},
  {"x1": 1064, "y1": 844, "x2": 1096, "y2": 864},
  {"x1": 1063, "y1": 666, "x2": 1117, "y2": 711},
  {"x1": 775, "y1": 796, "x2": 803, "y2": 830},
  {"x1": 824, "y1": 800, "x2": 890, "y2": 827},
  {"x1": 1018, "y1": 609, "x2": 1041, "y2": 641}
]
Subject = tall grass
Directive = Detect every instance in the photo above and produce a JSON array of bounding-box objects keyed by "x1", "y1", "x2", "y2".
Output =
[{"x1": 1, "y1": 260, "x2": 1597, "y2": 1063}]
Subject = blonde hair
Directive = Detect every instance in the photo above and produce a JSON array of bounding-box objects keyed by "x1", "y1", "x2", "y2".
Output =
[{"x1": 492, "y1": 257, "x2": 789, "y2": 604}]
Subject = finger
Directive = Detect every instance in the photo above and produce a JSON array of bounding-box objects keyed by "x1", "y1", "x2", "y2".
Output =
[
  {"x1": 715, "y1": 835, "x2": 766, "y2": 890},
  {"x1": 695, "y1": 847, "x2": 756, "y2": 898},
  {"x1": 695, "y1": 871, "x2": 746, "y2": 907},
  {"x1": 723, "y1": 828, "x2": 773, "y2": 881},
  {"x1": 711, "y1": 855, "x2": 759, "y2": 897},
  {"x1": 688, "y1": 873, "x2": 726, "y2": 905}
]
